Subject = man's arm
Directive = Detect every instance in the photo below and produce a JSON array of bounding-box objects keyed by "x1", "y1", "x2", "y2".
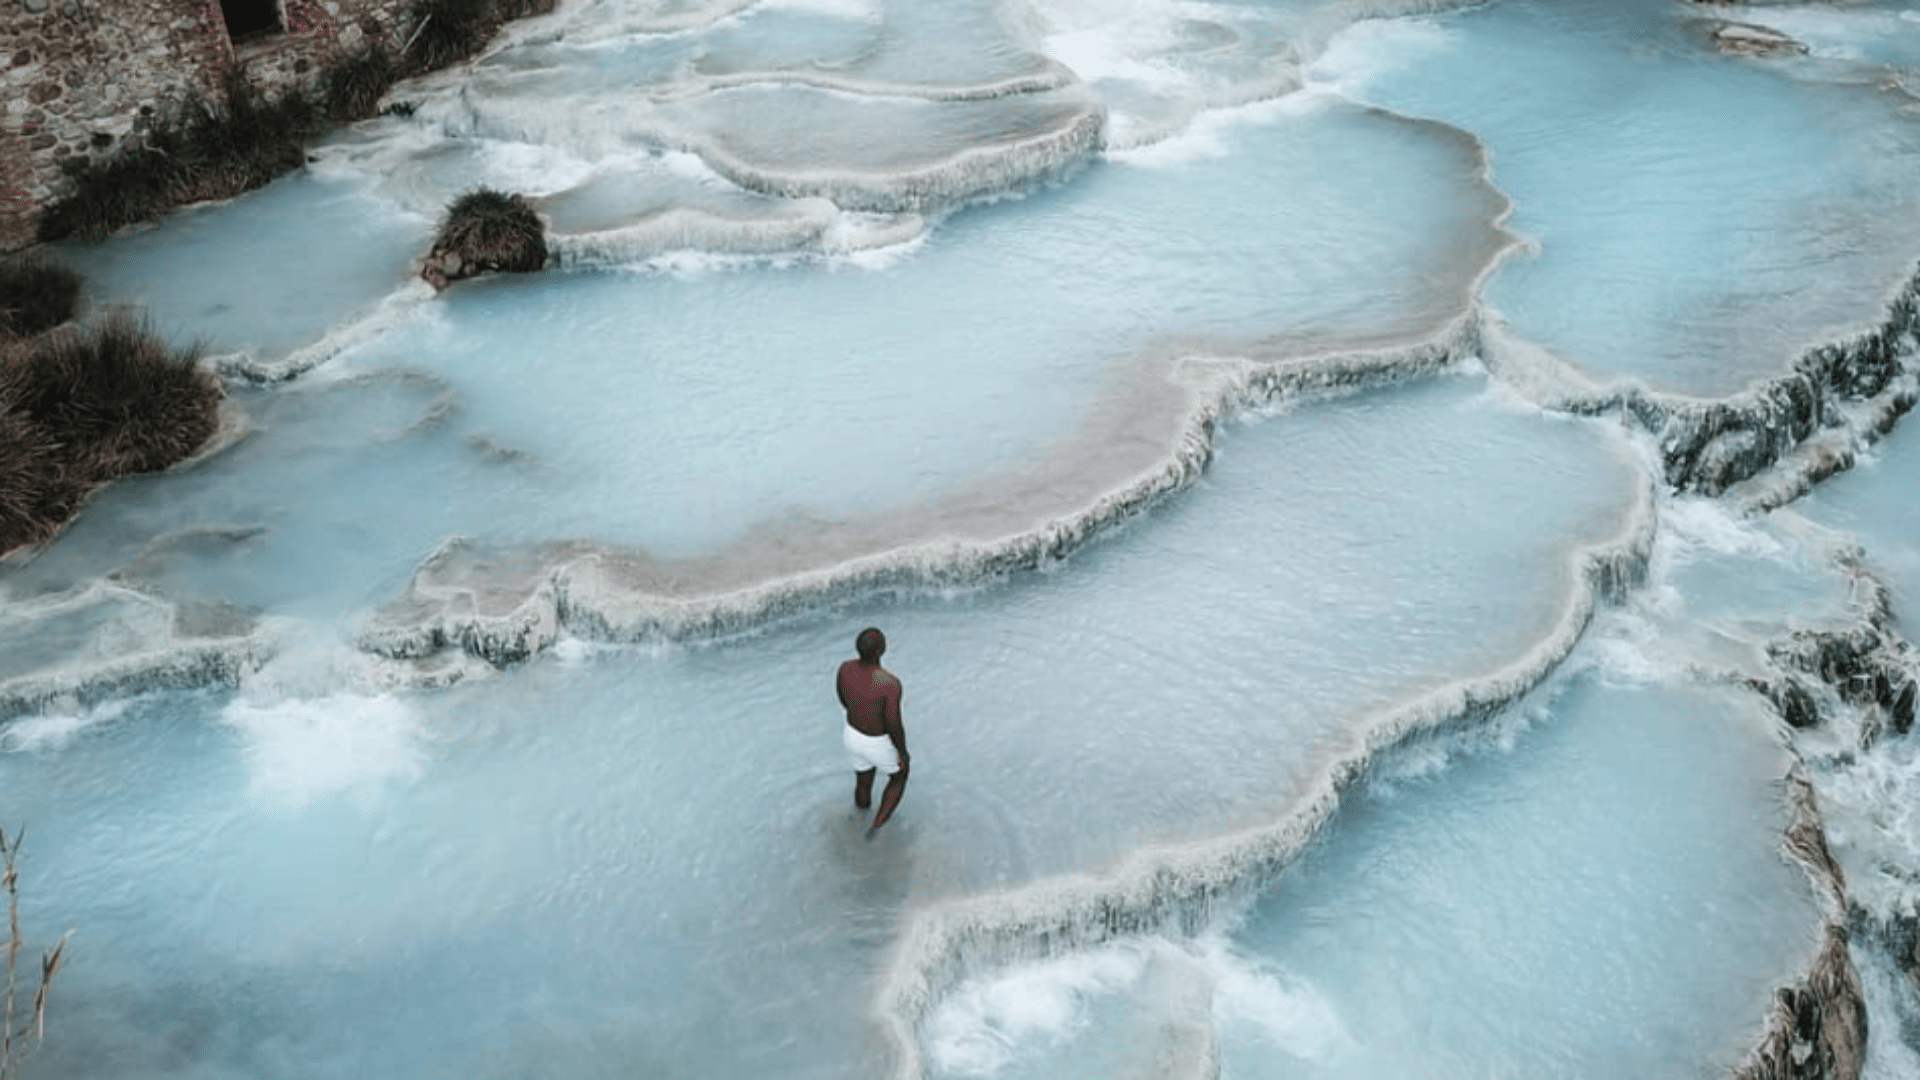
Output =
[
  {"x1": 884, "y1": 680, "x2": 908, "y2": 765},
  {"x1": 835, "y1": 663, "x2": 848, "y2": 709}
]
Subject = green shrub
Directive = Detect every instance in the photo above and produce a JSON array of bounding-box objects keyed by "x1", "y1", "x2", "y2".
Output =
[{"x1": 0, "y1": 259, "x2": 82, "y2": 339}]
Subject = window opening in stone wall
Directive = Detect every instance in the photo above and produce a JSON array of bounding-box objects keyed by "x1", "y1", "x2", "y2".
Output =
[{"x1": 220, "y1": 0, "x2": 283, "y2": 43}]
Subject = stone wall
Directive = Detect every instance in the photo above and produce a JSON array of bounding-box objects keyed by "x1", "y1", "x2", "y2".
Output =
[{"x1": 0, "y1": 0, "x2": 404, "y2": 252}]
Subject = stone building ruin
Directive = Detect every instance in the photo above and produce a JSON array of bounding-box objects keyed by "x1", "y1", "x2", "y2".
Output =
[{"x1": 0, "y1": 0, "x2": 408, "y2": 252}]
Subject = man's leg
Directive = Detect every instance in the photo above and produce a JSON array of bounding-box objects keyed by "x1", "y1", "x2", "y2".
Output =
[
  {"x1": 854, "y1": 768, "x2": 876, "y2": 809},
  {"x1": 869, "y1": 762, "x2": 908, "y2": 832}
]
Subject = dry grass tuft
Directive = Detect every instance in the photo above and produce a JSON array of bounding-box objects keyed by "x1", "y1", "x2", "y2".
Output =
[
  {"x1": 39, "y1": 68, "x2": 321, "y2": 243},
  {"x1": 327, "y1": 44, "x2": 398, "y2": 122},
  {"x1": 422, "y1": 188, "x2": 548, "y2": 288},
  {"x1": 0, "y1": 827, "x2": 68, "y2": 1080},
  {"x1": 0, "y1": 261, "x2": 83, "y2": 340},
  {"x1": 0, "y1": 314, "x2": 221, "y2": 554},
  {"x1": 401, "y1": 0, "x2": 556, "y2": 72}
]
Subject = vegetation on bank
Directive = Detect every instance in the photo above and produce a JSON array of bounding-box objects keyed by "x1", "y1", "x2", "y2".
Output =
[
  {"x1": 421, "y1": 188, "x2": 548, "y2": 289},
  {"x1": 0, "y1": 311, "x2": 221, "y2": 554},
  {"x1": 38, "y1": 0, "x2": 558, "y2": 241},
  {"x1": 0, "y1": 260, "x2": 81, "y2": 340},
  {"x1": 38, "y1": 66, "x2": 322, "y2": 243},
  {"x1": 406, "y1": 0, "x2": 558, "y2": 74}
]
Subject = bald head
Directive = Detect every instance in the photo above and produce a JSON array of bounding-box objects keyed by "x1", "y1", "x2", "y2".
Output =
[{"x1": 855, "y1": 627, "x2": 886, "y2": 663}]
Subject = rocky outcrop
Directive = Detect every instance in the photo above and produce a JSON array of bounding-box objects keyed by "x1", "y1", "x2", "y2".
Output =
[
  {"x1": 1650, "y1": 302, "x2": 1912, "y2": 496},
  {"x1": 1737, "y1": 768, "x2": 1866, "y2": 1080},
  {"x1": 1751, "y1": 675, "x2": 1823, "y2": 730},
  {"x1": 1767, "y1": 568, "x2": 1918, "y2": 746},
  {"x1": 1756, "y1": 563, "x2": 1920, "y2": 1080},
  {"x1": 0, "y1": 588, "x2": 265, "y2": 724},
  {"x1": 1742, "y1": 925, "x2": 1866, "y2": 1080},
  {"x1": 1517, "y1": 270, "x2": 1920, "y2": 502}
]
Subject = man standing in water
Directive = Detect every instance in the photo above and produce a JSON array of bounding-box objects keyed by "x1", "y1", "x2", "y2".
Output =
[{"x1": 837, "y1": 627, "x2": 909, "y2": 833}]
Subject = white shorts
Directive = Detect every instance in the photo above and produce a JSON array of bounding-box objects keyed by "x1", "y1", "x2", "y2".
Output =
[{"x1": 843, "y1": 725, "x2": 900, "y2": 775}]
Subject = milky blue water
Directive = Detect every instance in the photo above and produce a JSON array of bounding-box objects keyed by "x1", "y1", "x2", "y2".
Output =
[
  {"x1": 0, "y1": 376, "x2": 1646, "y2": 1080},
  {"x1": 1315, "y1": 0, "x2": 1920, "y2": 397},
  {"x1": 922, "y1": 675, "x2": 1817, "y2": 1080},
  {"x1": 7, "y1": 0, "x2": 1920, "y2": 1077},
  {"x1": 1801, "y1": 421, "x2": 1920, "y2": 634}
]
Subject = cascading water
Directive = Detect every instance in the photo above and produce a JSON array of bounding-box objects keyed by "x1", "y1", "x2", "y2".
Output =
[{"x1": 6, "y1": 0, "x2": 1920, "y2": 1078}]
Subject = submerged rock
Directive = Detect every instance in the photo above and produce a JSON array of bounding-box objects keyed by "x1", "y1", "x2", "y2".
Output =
[{"x1": 1713, "y1": 23, "x2": 1810, "y2": 58}]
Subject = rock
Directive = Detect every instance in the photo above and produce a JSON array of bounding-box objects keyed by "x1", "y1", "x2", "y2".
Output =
[
  {"x1": 1714, "y1": 23, "x2": 1810, "y2": 57},
  {"x1": 1740, "y1": 927, "x2": 1866, "y2": 1080},
  {"x1": 1780, "y1": 678, "x2": 1821, "y2": 729}
]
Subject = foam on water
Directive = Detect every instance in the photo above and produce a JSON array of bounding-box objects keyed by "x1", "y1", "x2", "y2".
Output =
[
  {"x1": 1736, "y1": 3, "x2": 1920, "y2": 77},
  {"x1": 923, "y1": 934, "x2": 1351, "y2": 1080},
  {"x1": 220, "y1": 693, "x2": 426, "y2": 808},
  {"x1": 0, "y1": 700, "x2": 131, "y2": 755},
  {"x1": 923, "y1": 943, "x2": 1150, "y2": 1075},
  {"x1": 1858, "y1": 944, "x2": 1920, "y2": 1080},
  {"x1": 1214, "y1": 677, "x2": 1820, "y2": 1080}
]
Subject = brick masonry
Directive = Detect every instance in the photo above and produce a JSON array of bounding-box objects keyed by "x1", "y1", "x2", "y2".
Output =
[{"x1": 0, "y1": 0, "x2": 404, "y2": 251}]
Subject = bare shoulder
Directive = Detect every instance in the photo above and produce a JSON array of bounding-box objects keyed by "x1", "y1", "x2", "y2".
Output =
[{"x1": 877, "y1": 666, "x2": 902, "y2": 690}]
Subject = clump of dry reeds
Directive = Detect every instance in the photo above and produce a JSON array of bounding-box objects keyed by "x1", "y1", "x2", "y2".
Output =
[
  {"x1": 0, "y1": 827, "x2": 68, "y2": 1080},
  {"x1": 39, "y1": 68, "x2": 321, "y2": 243},
  {"x1": 0, "y1": 260, "x2": 82, "y2": 340},
  {"x1": 326, "y1": 43, "x2": 399, "y2": 122},
  {"x1": 400, "y1": 0, "x2": 556, "y2": 73},
  {"x1": 0, "y1": 313, "x2": 221, "y2": 554},
  {"x1": 420, "y1": 188, "x2": 547, "y2": 289},
  {"x1": 0, "y1": 393, "x2": 82, "y2": 554}
]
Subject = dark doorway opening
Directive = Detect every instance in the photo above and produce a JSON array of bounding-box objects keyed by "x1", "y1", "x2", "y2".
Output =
[{"x1": 219, "y1": 0, "x2": 281, "y2": 42}]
